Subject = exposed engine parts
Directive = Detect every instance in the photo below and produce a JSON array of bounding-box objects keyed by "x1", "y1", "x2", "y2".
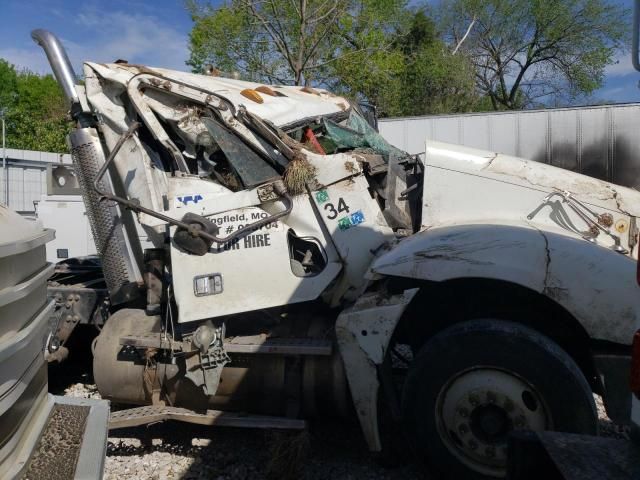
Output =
[
  {"x1": 184, "y1": 324, "x2": 230, "y2": 395},
  {"x1": 93, "y1": 309, "x2": 350, "y2": 417}
]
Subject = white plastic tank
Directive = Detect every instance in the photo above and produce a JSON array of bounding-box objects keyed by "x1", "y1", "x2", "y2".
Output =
[
  {"x1": 0, "y1": 204, "x2": 110, "y2": 479},
  {"x1": 0, "y1": 204, "x2": 55, "y2": 477}
]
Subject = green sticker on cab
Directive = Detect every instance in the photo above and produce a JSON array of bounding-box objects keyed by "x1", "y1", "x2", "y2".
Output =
[
  {"x1": 338, "y1": 216, "x2": 351, "y2": 230},
  {"x1": 315, "y1": 190, "x2": 329, "y2": 204}
]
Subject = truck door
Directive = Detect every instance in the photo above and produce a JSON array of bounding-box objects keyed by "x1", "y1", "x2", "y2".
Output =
[{"x1": 169, "y1": 117, "x2": 347, "y2": 323}]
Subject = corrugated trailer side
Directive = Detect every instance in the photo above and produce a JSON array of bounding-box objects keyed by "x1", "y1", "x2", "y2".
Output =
[{"x1": 379, "y1": 103, "x2": 640, "y2": 189}]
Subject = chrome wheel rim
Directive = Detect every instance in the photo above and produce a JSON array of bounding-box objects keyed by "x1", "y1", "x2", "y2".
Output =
[{"x1": 435, "y1": 367, "x2": 551, "y2": 477}]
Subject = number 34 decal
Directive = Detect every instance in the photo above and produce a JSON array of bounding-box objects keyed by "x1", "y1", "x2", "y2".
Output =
[{"x1": 324, "y1": 198, "x2": 350, "y2": 220}]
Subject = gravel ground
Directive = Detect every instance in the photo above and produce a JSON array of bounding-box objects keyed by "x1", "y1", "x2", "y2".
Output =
[
  {"x1": 63, "y1": 381, "x2": 421, "y2": 480},
  {"x1": 61, "y1": 378, "x2": 629, "y2": 480}
]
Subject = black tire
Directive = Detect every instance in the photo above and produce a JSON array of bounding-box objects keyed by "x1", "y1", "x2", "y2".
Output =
[{"x1": 401, "y1": 319, "x2": 597, "y2": 479}]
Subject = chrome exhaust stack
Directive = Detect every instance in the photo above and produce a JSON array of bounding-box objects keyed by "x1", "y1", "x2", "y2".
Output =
[
  {"x1": 30, "y1": 29, "x2": 80, "y2": 107},
  {"x1": 31, "y1": 29, "x2": 143, "y2": 305}
]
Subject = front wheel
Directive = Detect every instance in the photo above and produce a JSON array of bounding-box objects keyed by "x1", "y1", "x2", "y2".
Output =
[{"x1": 401, "y1": 319, "x2": 597, "y2": 479}]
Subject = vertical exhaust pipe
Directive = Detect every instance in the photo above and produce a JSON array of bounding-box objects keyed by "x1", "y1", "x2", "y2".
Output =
[
  {"x1": 32, "y1": 28, "x2": 143, "y2": 305},
  {"x1": 31, "y1": 29, "x2": 79, "y2": 107}
]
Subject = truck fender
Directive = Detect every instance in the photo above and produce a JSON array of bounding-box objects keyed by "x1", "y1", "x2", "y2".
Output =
[
  {"x1": 335, "y1": 288, "x2": 418, "y2": 451},
  {"x1": 370, "y1": 223, "x2": 640, "y2": 346}
]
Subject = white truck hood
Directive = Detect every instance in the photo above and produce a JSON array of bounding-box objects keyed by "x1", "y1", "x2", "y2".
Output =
[
  {"x1": 425, "y1": 140, "x2": 640, "y2": 218},
  {"x1": 84, "y1": 62, "x2": 348, "y2": 128},
  {"x1": 422, "y1": 141, "x2": 640, "y2": 258}
]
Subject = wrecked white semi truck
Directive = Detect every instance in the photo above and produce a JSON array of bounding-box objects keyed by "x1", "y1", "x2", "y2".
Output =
[{"x1": 33, "y1": 29, "x2": 640, "y2": 479}]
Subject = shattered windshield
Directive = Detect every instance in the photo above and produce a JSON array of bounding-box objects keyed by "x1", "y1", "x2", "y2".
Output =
[
  {"x1": 284, "y1": 109, "x2": 409, "y2": 163},
  {"x1": 202, "y1": 117, "x2": 279, "y2": 188},
  {"x1": 322, "y1": 111, "x2": 408, "y2": 162}
]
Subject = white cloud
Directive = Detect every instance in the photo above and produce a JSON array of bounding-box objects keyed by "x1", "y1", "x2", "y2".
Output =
[
  {"x1": 0, "y1": 46, "x2": 54, "y2": 74},
  {"x1": 70, "y1": 9, "x2": 189, "y2": 71},
  {"x1": 0, "y1": 7, "x2": 189, "y2": 76}
]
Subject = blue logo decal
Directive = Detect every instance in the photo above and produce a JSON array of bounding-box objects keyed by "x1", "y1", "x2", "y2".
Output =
[
  {"x1": 350, "y1": 210, "x2": 365, "y2": 226},
  {"x1": 178, "y1": 194, "x2": 204, "y2": 205}
]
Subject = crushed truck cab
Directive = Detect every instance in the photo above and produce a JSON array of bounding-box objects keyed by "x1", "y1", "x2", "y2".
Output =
[{"x1": 34, "y1": 29, "x2": 640, "y2": 479}]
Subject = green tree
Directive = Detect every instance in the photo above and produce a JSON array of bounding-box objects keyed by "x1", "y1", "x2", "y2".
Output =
[
  {"x1": 187, "y1": 1, "x2": 477, "y2": 116},
  {"x1": 0, "y1": 60, "x2": 70, "y2": 152},
  {"x1": 436, "y1": 0, "x2": 629, "y2": 110},
  {"x1": 187, "y1": 0, "x2": 407, "y2": 86},
  {"x1": 0, "y1": 60, "x2": 18, "y2": 110},
  {"x1": 333, "y1": 10, "x2": 478, "y2": 116}
]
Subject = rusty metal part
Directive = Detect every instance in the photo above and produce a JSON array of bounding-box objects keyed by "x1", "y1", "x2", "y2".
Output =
[
  {"x1": 531, "y1": 190, "x2": 628, "y2": 254},
  {"x1": 93, "y1": 309, "x2": 175, "y2": 406},
  {"x1": 93, "y1": 122, "x2": 294, "y2": 246},
  {"x1": 49, "y1": 291, "x2": 91, "y2": 342},
  {"x1": 629, "y1": 217, "x2": 639, "y2": 251},
  {"x1": 119, "y1": 332, "x2": 184, "y2": 351},
  {"x1": 257, "y1": 182, "x2": 282, "y2": 202},
  {"x1": 143, "y1": 249, "x2": 164, "y2": 315},
  {"x1": 120, "y1": 333, "x2": 332, "y2": 356},
  {"x1": 226, "y1": 337, "x2": 332, "y2": 355},
  {"x1": 95, "y1": 309, "x2": 349, "y2": 417},
  {"x1": 109, "y1": 405, "x2": 306, "y2": 430},
  {"x1": 597, "y1": 213, "x2": 614, "y2": 227},
  {"x1": 47, "y1": 270, "x2": 108, "y2": 355}
]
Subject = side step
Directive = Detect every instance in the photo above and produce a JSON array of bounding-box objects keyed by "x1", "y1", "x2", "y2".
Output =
[
  {"x1": 109, "y1": 405, "x2": 307, "y2": 431},
  {"x1": 119, "y1": 335, "x2": 333, "y2": 356},
  {"x1": 18, "y1": 395, "x2": 110, "y2": 480}
]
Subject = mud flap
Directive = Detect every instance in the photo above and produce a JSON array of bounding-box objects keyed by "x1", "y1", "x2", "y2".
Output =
[{"x1": 335, "y1": 288, "x2": 418, "y2": 451}]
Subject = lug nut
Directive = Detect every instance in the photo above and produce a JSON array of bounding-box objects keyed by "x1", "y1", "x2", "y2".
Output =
[
  {"x1": 485, "y1": 446, "x2": 495, "y2": 458},
  {"x1": 469, "y1": 394, "x2": 479, "y2": 406},
  {"x1": 458, "y1": 407, "x2": 469, "y2": 418},
  {"x1": 468, "y1": 440, "x2": 478, "y2": 450},
  {"x1": 458, "y1": 424, "x2": 469, "y2": 434},
  {"x1": 487, "y1": 392, "x2": 496, "y2": 403}
]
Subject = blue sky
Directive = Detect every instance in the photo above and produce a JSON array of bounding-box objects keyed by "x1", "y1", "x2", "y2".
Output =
[{"x1": 0, "y1": 0, "x2": 639, "y2": 105}]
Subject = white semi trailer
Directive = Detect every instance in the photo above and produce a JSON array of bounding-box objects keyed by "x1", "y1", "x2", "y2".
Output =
[{"x1": 32, "y1": 28, "x2": 640, "y2": 480}]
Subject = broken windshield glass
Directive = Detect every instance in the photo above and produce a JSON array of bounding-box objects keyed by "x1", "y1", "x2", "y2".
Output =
[
  {"x1": 202, "y1": 117, "x2": 280, "y2": 189},
  {"x1": 322, "y1": 111, "x2": 408, "y2": 162}
]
